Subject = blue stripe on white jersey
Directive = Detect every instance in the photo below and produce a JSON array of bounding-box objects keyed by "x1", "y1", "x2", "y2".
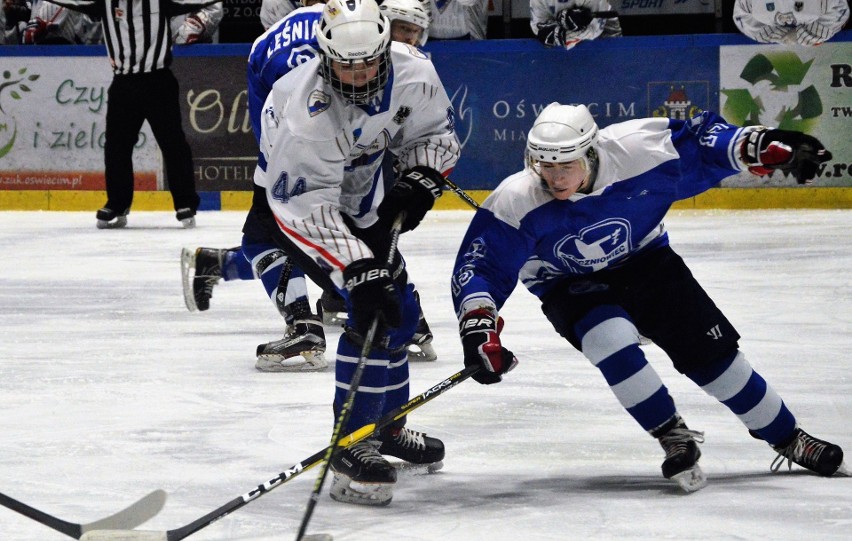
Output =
[{"x1": 451, "y1": 112, "x2": 749, "y2": 316}]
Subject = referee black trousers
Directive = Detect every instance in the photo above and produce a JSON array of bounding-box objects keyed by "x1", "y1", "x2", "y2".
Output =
[{"x1": 103, "y1": 69, "x2": 199, "y2": 213}]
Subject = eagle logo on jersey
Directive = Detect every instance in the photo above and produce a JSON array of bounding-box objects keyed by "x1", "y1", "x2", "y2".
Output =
[
  {"x1": 308, "y1": 90, "x2": 331, "y2": 117},
  {"x1": 392, "y1": 106, "x2": 412, "y2": 125},
  {"x1": 553, "y1": 218, "x2": 632, "y2": 273}
]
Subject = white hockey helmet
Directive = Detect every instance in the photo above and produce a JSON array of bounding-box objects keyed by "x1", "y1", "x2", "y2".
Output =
[
  {"x1": 526, "y1": 103, "x2": 598, "y2": 165},
  {"x1": 316, "y1": 0, "x2": 391, "y2": 104},
  {"x1": 380, "y1": 0, "x2": 431, "y2": 46}
]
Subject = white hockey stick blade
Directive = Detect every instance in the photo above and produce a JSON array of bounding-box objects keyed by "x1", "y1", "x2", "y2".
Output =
[
  {"x1": 80, "y1": 530, "x2": 167, "y2": 541},
  {"x1": 301, "y1": 534, "x2": 333, "y2": 541}
]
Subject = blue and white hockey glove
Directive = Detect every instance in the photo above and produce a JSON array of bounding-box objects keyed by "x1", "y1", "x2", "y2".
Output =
[
  {"x1": 460, "y1": 308, "x2": 518, "y2": 385},
  {"x1": 377, "y1": 166, "x2": 445, "y2": 233},
  {"x1": 741, "y1": 128, "x2": 832, "y2": 184},
  {"x1": 343, "y1": 257, "x2": 401, "y2": 337}
]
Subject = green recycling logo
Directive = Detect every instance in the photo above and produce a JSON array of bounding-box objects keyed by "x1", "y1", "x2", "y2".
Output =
[
  {"x1": 0, "y1": 67, "x2": 40, "y2": 159},
  {"x1": 721, "y1": 51, "x2": 821, "y2": 133}
]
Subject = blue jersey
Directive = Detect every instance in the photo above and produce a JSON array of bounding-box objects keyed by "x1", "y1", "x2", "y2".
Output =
[
  {"x1": 451, "y1": 112, "x2": 753, "y2": 317},
  {"x1": 247, "y1": 4, "x2": 323, "y2": 143}
]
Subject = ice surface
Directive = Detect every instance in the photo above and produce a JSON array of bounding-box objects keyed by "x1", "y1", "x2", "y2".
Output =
[{"x1": 1, "y1": 209, "x2": 849, "y2": 540}]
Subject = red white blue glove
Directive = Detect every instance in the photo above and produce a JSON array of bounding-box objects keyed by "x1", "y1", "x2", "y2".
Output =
[
  {"x1": 22, "y1": 17, "x2": 48, "y2": 44},
  {"x1": 460, "y1": 308, "x2": 518, "y2": 385},
  {"x1": 176, "y1": 14, "x2": 206, "y2": 45},
  {"x1": 741, "y1": 128, "x2": 832, "y2": 184}
]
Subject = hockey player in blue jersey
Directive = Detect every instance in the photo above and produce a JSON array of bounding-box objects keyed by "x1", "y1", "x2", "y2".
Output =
[
  {"x1": 451, "y1": 102, "x2": 846, "y2": 492},
  {"x1": 180, "y1": 0, "x2": 438, "y2": 370}
]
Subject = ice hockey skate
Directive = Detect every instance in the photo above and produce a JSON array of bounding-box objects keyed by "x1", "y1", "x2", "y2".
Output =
[
  {"x1": 180, "y1": 247, "x2": 224, "y2": 312},
  {"x1": 176, "y1": 207, "x2": 196, "y2": 228},
  {"x1": 770, "y1": 427, "x2": 848, "y2": 477},
  {"x1": 95, "y1": 207, "x2": 128, "y2": 229},
  {"x1": 377, "y1": 426, "x2": 444, "y2": 473},
  {"x1": 317, "y1": 290, "x2": 347, "y2": 327},
  {"x1": 255, "y1": 317, "x2": 328, "y2": 372},
  {"x1": 330, "y1": 440, "x2": 396, "y2": 506},
  {"x1": 655, "y1": 416, "x2": 707, "y2": 492}
]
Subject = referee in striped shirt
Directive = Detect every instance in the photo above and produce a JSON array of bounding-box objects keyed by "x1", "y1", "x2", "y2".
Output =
[{"x1": 51, "y1": 0, "x2": 219, "y2": 229}]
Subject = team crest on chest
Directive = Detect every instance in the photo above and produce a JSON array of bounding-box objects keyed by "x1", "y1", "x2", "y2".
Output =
[
  {"x1": 554, "y1": 218, "x2": 632, "y2": 273},
  {"x1": 308, "y1": 90, "x2": 331, "y2": 117}
]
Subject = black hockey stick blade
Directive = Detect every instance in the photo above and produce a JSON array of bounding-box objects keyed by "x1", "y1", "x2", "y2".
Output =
[
  {"x1": 444, "y1": 178, "x2": 481, "y2": 210},
  {"x1": 0, "y1": 489, "x2": 166, "y2": 539},
  {"x1": 80, "y1": 365, "x2": 480, "y2": 541},
  {"x1": 591, "y1": 10, "x2": 619, "y2": 18}
]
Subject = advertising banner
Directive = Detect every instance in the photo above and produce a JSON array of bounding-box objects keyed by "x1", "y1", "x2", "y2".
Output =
[
  {"x1": 2, "y1": 35, "x2": 848, "y2": 196},
  {"x1": 172, "y1": 54, "x2": 257, "y2": 192},
  {"x1": 0, "y1": 53, "x2": 159, "y2": 191},
  {"x1": 613, "y1": 0, "x2": 716, "y2": 16},
  {"x1": 719, "y1": 42, "x2": 852, "y2": 187},
  {"x1": 428, "y1": 38, "x2": 718, "y2": 188}
]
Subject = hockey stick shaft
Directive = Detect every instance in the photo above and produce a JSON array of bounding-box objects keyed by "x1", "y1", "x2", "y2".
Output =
[
  {"x1": 82, "y1": 365, "x2": 480, "y2": 541},
  {"x1": 295, "y1": 214, "x2": 405, "y2": 541},
  {"x1": 444, "y1": 178, "x2": 481, "y2": 210},
  {"x1": 0, "y1": 489, "x2": 166, "y2": 539},
  {"x1": 591, "y1": 10, "x2": 619, "y2": 18}
]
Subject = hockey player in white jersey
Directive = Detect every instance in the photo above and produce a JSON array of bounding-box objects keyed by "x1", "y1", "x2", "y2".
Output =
[
  {"x1": 381, "y1": 0, "x2": 431, "y2": 46},
  {"x1": 734, "y1": 0, "x2": 849, "y2": 46},
  {"x1": 427, "y1": 0, "x2": 487, "y2": 40},
  {"x1": 451, "y1": 103, "x2": 846, "y2": 492},
  {"x1": 258, "y1": 0, "x2": 459, "y2": 505},
  {"x1": 182, "y1": 0, "x2": 439, "y2": 371},
  {"x1": 530, "y1": 0, "x2": 621, "y2": 50}
]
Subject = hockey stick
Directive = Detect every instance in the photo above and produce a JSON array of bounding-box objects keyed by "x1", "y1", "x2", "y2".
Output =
[
  {"x1": 591, "y1": 10, "x2": 619, "y2": 18},
  {"x1": 79, "y1": 365, "x2": 480, "y2": 541},
  {"x1": 0, "y1": 489, "x2": 166, "y2": 540},
  {"x1": 444, "y1": 178, "x2": 481, "y2": 210},
  {"x1": 295, "y1": 213, "x2": 405, "y2": 541}
]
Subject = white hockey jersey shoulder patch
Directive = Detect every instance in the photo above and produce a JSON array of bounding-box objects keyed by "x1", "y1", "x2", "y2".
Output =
[
  {"x1": 272, "y1": 59, "x2": 347, "y2": 143},
  {"x1": 483, "y1": 170, "x2": 553, "y2": 230}
]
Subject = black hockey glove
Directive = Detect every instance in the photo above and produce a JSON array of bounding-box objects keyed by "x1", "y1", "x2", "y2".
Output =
[
  {"x1": 556, "y1": 6, "x2": 593, "y2": 32},
  {"x1": 343, "y1": 257, "x2": 401, "y2": 338},
  {"x1": 741, "y1": 128, "x2": 832, "y2": 184},
  {"x1": 460, "y1": 308, "x2": 518, "y2": 385},
  {"x1": 377, "y1": 166, "x2": 445, "y2": 233}
]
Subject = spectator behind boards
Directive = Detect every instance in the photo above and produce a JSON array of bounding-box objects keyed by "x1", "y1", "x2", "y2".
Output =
[
  {"x1": 2, "y1": 0, "x2": 30, "y2": 43},
  {"x1": 427, "y1": 0, "x2": 486, "y2": 40},
  {"x1": 530, "y1": 0, "x2": 621, "y2": 50},
  {"x1": 48, "y1": 0, "x2": 219, "y2": 229},
  {"x1": 259, "y1": 0, "x2": 325, "y2": 29},
  {"x1": 733, "y1": 0, "x2": 849, "y2": 46},
  {"x1": 171, "y1": 0, "x2": 223, "y2": 44},
  {"x1": 20, "y1": 0, "x2": 102, "y2": 44}
]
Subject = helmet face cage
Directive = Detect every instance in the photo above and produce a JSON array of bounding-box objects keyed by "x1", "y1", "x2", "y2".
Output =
[
  {"x1": 319, "y1": 49, "x2": 390, "y2": 105},
  {"x1": 380, "y1": 0, "x2": 431, "y2": 45},
  {"x1": 317, "y1": 0, "x2": 392, "y2": 104}
]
